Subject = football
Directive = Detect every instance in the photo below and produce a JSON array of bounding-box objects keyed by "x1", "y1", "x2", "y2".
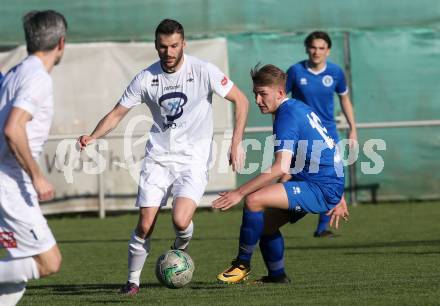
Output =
[{"x1": 155, "y1": 250, "x2": 195, "y2": 289}]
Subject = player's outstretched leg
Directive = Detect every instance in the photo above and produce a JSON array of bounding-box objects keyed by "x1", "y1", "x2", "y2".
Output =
[
  {"x1": 217, "y1": 208, "x2": 263, "y2": 283},
  {"x1": 253, "y1": 208, "x2": 293, "y2": 285},
  {"x1": 314, "y1": 213, "x2": 334, "y2": 238},
  {"x1": 121, "y1": 207, "x2": 158, "y2": 296},
  {"x1": 0, "y1": 257, "x2": 38, "y2": 306},
  {"x1": 171, "y1": 197, "x2": 197, "y2": 252},
  {"x1": 255, "y1": 231, "x2": 290, "y2": 284},
  {"x1": 172, "y1": 221, "x2": 193, "y2": 252},
  {"x1": 0, "y1": 245, "x2": 61, "y2": 305}
]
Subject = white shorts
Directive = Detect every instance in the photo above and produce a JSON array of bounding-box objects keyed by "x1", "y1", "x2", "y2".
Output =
[
  {"x1": 0, "y1": 171, "x2": 56, "y2": 258},
  {"x1": 136, "y1": 158, "x2": 209, "y2": 208}
]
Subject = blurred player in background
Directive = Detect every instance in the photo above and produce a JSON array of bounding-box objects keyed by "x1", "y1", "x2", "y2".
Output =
[
  {"x1": 0, "y1": 10, "x2": 67, "y2": 305},
  {"x1": 286, "y1": 31, "x2": 357, "y2": 238},
  {"x1": 78, "y1": 19, "x2": 249, "y2": 295},
  {"x1": 214, "y1": 64, "x2": 348, "y2": 284}
]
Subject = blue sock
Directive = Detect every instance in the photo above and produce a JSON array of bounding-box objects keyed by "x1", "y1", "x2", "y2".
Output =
[
  {"x1": 260, "y1": 231, "x2": 285, "y2": 277},
  {"x1": 316, "y1": 213, "x2": 330, "y2": 234},
  {"x1": 237, "y1": 209, "x2": 264, "y2": 263}
]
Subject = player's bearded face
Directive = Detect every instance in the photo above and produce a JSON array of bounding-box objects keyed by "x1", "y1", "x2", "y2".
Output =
[
  {"x1": 156, "y1": 33, "x2": 185, "y2": 72},
  {"x1": 306, "y1": 38, "x2": 330, "y2": 65}
]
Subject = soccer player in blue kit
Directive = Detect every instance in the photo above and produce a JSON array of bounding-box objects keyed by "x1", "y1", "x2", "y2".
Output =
[
  {"x1": 286, "y1": 31, "x2": 357, "y2": 238},
  {"x1": 214, "y1": 64, "x2": 349, "y2": 284}
]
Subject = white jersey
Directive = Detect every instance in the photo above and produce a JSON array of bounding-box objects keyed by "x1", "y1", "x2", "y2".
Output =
[
  {"x1": 0, "y1": 56, "x2": 56, "y2": 258},
  {"x1": 0, "y1": 55, "x2": 54, "y2": 177},
  {"x1": 118, "y1": 54, "x2": 233, "y2": 166}
]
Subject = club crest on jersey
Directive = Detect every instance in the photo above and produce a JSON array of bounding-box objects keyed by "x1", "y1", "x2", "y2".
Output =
[
  {"x1": 300, "y1": 78, "x2": 307, "y2": 85},
  {"x1": 159, "y1": 92, "x2": 188, "y2": 122},
  {"x1": 221, "y1": 76, "x2": 228, "y2": 86},
  {"x1": 322, "y1": 75, "x2": 333, "y2": 87},
  {"x1": 0, "y1": 231, "x2": 17, "y2": 248}
]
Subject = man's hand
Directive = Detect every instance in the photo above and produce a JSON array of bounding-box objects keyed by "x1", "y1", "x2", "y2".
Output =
[
  {"x1": 212, "y1": 190, "x2": 243, "y2": 211},
  {"x1": 228, "y1": 142, "x2": 245, "y2": 172},
  {"x1": 348, "y1": 129, "x2": 358, "y2": 149},
  {"x1": 77, "y1": 135, "x2": 95, "y2": 151},
  {"x1": 33, "y1": 175, "x2": 55, "y2": 202},
  {"x1": 326, "y1": 197, "x2": 349, "y2": 229}
]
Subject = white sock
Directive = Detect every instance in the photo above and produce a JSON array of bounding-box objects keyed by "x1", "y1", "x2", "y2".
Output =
[
  {"x1": 127, "y1": 232, "x2": 150, "y2": 286},
  {"x1": 0, "y1": 282, "x2": 26, "y2": 306},
  {"x1": 0, "y1": 257, "x2": 40, "y2": 283},
  {"x1": 173, "y1": 221, "x2": 193, "y2": 251}
]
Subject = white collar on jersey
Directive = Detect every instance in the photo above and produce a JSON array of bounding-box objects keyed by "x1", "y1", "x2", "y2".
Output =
[
  {"x1": 305, "y1": 61, "x2": 327, "y2": 75},
  {"x1": 27, "y1": 55, "x2": 44, "y2": 67},
  {"x1": 279, "y1": 97, "x2": 289, "y2": 106}
]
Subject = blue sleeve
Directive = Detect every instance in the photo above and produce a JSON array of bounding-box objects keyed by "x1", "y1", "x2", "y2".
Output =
[
  {"x1": 274, "y1": 108, "x2": 299, "y2": 154},
  {"x1": 335, "y1": 67, "x2": 348, "y2": 94},
  {"x1": 285, "y1": 66, "x2": 295, "y2": 95}
]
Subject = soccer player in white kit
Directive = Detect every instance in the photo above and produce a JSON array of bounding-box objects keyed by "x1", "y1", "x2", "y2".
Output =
[
  {"x1": 0, "y1": 10, "x2": 67, "y2": 306},
  {"x1": 78, "y1": 19, "x2": 249, "y2": 295}
]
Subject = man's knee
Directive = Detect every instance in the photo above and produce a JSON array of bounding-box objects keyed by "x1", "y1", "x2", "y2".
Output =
[
  {"x1": 245, "y1": 193, "x2": 263, "y2": 212},
  {"x1": 137, "y1": 210, "x2": 157, "y2": 237},
  {"x1": 172, "y1": 216, "x2": 191, "y2": 231},
  {"x1": 43, "y1": 255, "x2": 62, "y2": 276},
  {"x1": 35, "y1": 247, "x2": 62, "y2": 277}
]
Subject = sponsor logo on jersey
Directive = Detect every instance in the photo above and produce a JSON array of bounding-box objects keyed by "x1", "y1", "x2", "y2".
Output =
[
  {"x1": 151, "y1": 78, "x2": 159, "y2": 86},
  {"x1": 322, "y1": 75, "x2": 333, "y2": 87},
  {"x1": 164, "y1": 85, "x2": 181, "y2": 91},
  {"x1": 300, "y1": 78, "x2": 307, "y2": 85},
  {"x1": 294, "y1": 204, "x2": 303, "y2": 212},
  {"x1": 221, "y1": 76, "x2": 228, "y2": 86},
  {"x1": 163, "y1": 121, "x2": 187, "y2": 130},
  {"x1": 158, "y1": 92, "x2": 188, "y2": 122},
  {"x1": 0, "y1": 231, "x2": 17, "y2": 248}
]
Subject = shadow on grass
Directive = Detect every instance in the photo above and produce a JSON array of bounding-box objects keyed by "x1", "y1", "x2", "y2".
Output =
[
  {"x1": 285, "y1": 239, "x2": 440, "y2": 251},
  {"x1": 344, "y1": 250, "x2": 440, "y2": 255},
  {"x1": 57, "y1": 237, "x2": 212, "y2": 244},
  {"x1": 26, "y1": 281, "x2": 226, "y2": 296}
]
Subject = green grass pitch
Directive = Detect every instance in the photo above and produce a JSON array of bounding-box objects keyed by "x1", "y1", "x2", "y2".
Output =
[{"x1": 10, "y1": 202, "x2": 440, "y2": 305}]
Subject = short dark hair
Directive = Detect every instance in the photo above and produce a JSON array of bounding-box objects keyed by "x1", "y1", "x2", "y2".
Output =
[
  {"x1": 155, "y1": 19, "x2": 184, "y2": 39},
  {"x1": 304, "y1": 31, "x2": 332, "y2": 49},
  {"x1": 250, "y1": 63, "x2": 286, "y2": 89},
  {"x1": 23, "y1": 10, "x2": 67, "y2": 54}
]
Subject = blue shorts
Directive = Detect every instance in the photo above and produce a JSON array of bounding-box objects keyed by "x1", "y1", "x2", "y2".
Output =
[{"x1": 283, "y1": 180, "x2": 334, "y2": 215}]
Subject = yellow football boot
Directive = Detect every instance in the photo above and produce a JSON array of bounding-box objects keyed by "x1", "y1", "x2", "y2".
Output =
[{"x1": 217, "y1": 260, "x2": 250, "y2": 284}]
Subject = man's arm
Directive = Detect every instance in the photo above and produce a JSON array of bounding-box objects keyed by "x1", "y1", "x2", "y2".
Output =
[
  {"x1": 224, "y1": 84, "x2": 249, "y2": 171},
  {"x1": 339, "y1": 94, "x2": 357, "y2": 146},
  {"x1": 78, "y1": 103, "x2": 130, "y2": 149},
  {"x1": 212, "y1": 150, "x2": 292, "y2": 210},
  {"x1": 4, "y1": 107, "x2": 54, "y2": 201}
]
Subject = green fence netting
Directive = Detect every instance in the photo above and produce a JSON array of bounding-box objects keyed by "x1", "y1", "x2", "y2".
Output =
[{"x1": 0, "y1": 0, "x2": 439, "y2": 44}]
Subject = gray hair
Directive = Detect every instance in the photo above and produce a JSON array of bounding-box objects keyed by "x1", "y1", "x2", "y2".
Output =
[{"x1": 23, "y1": 10, "x2": 68, "y2": 54}]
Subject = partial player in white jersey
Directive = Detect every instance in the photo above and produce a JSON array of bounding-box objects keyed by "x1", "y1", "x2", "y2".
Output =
[
  {"x1": 78, "y1": 19, "x2": 249, "y2": 295},
  {"x1": 0, "y1": 10, "x2": 67, "y2": 306}
]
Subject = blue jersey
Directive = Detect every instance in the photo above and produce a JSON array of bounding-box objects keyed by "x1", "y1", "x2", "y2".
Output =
[
  {"x1": 274, "y1": 99, "x2": 344, "y2": 205},
  {"x1": 286, "y1": 60, "x2": 347, "y2": 141}
]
